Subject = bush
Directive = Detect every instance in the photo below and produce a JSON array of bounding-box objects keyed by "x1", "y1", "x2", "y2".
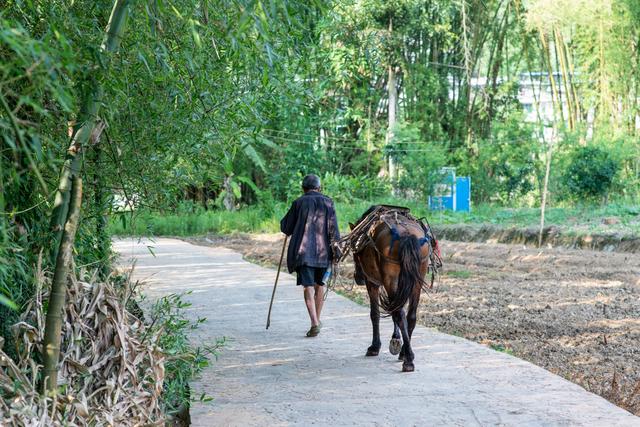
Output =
[
  {"x1": 564, "y1": 146, "x2": 619, "y2": 201},
  {"x1": 321, "y1": 172, "x2": 391, "y2": 203},
  {"x1": 149, "y1": 292, "x2": 224, "y2": 419},
  {"x1": 459, "y1": 112, "x2": 541, "y2": 205}
]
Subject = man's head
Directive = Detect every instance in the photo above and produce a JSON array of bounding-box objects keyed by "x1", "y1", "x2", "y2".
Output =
[{"x1": 302, "y1": 174, "x2": 321, "y2": 192}]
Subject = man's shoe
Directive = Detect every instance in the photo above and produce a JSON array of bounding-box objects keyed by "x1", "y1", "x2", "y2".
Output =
[{"x1": 306, "y1": 325, "x2": 320, "y2": 337}]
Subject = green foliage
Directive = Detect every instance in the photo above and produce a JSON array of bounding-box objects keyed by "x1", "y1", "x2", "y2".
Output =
[
  {"x1": 0, "y1": 236, "x2": 29, "y2": 358},
  {"x1": 0, "y1": 294, "x2": 16, "y2": 310},
  {"x1": 322, "y1": 172, "x2": 391, "y2": 203},
  {"x1": 564, "y1": 146, "x2": 620, "y2": 201},
  {"x1": 389, "y1": 122, "x2": 448, "y2": 199},
  {"x1": 460, "y1": 113, "x2": 541, "y2": 205},
  {"x1": 0, "y1": 0, "x2": 328, "y2": 407},
  {"x1": 109, "y1": 197, "x2": 640, "y2": 239},
  {"x1": 490, "y1": 343, "x2": 514, "y2": 355},
  {"x1": 109, "y1": 206, "x2": 284, "y2": 236},
  {"x1": 593, "y1": 133, "x2": 640, "y2": 201}
]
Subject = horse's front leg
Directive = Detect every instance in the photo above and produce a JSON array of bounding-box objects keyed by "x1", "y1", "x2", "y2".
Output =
[
  {"x1": 365, "y1": 282, "x2": 381, "y2": 356},
  {"x1": 392, "y1": 308, "x2": 414, "y2": 372}
]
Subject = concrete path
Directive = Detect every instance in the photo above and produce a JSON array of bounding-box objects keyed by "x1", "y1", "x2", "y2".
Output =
[{"x1": 114, "y1": 238, "x2": 640, "y2": 427}]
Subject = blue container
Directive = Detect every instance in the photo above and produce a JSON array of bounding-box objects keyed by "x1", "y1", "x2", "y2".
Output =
[
  {"x1": 322, "y1": 267, "x2": 331, "y2": 285},
  {"x1": 428, "y1": 168, "x2": 471, "y2": 212}
]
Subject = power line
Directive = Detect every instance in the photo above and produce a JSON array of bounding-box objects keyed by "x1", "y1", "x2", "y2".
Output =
[
  {"x1": 263, "y1": 128, "x2": 355, "y2": 143},
  {"x1": 264, "y1": 134, "x2": 364, "y2": 150},
  {"x1": 265, "y1": 134, "x2": 443, "y2": 153},
  {"x1": 264, "y1": 128, "x2": 434, "y2": 145},
  {"x1": 263, "y1": 127, "x2": 545, "y2": 147}
]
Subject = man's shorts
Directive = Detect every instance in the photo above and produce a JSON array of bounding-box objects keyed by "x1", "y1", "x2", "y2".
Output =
[{"x1": 296, "y1": 265, "x2": 328, "y2": 287}]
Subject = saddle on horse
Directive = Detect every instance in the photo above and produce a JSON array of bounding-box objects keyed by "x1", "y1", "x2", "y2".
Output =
[{"x1": 334, "y1": 205, "x2": 442, "y2": 286}]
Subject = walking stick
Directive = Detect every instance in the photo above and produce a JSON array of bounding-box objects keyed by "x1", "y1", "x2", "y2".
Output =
[{"x1": 266, "y1": 235, "x2": 288, "y2": 329}]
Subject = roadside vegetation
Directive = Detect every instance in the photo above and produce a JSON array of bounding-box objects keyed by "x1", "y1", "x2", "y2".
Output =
[
  {"x1": 0, "y1": 270, "x2": 215, "y2": 426},
  {"x1": 109, "y1": 199, "x2": 640, "y2": 238}
]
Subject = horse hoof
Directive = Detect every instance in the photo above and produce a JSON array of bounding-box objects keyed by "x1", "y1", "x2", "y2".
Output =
[
  {"x1": 402, "y1": 363, "x2": 415, "y2": 372},
  {"x1": 366, "y1": 347, "x2": 380, "y2": 357},
  {"x1": 389, "y1": 338, "x2": 402, "y2": 355}
]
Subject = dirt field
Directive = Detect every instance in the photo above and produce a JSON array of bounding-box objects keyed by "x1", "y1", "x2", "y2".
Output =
[{"x1": 188, "y1": 234, "x2": 640, "y2": 415}]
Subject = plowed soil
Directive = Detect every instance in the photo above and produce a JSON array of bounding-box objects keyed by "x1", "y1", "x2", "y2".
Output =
[{"x1": 188, "y1": 233, "x2": 640, "y2": 415}]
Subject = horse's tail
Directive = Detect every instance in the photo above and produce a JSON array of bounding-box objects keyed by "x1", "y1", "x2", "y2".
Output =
[{"x1": 380, "y1": 235, "x2": 424, "y2": 313}]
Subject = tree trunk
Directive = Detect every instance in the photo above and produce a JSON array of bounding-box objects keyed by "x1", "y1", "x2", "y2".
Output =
[
  {"x1": 538, "y1": 143, "x2": 553, "y2": 248},
  {"x1": 484, "y1": 10, "x2": 508, "y2": 137},
  {"x1": 42, "y1": 0, "x2": 131, "y2": 395},
  {"x1": 387, "y1": 63, "x2": 398, "y2": 180},
  {"x1": 460, "y1": 0, "x2": 473, "y2": 148},
  {"x1": 386, "y1": 17, "x2": 398, "y2": 182},
  {"x1": 223, "y1": 176, "x2": 235, "y2": 211}
]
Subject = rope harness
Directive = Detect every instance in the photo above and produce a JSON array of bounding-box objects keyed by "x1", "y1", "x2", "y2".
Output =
[{"x1": 327, "y1": 205, "x2": 443, "y2": 294}]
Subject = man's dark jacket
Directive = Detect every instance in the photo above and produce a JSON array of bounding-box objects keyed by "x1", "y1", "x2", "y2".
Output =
[{"x1": 280, "y1": 191, "x2": 340, "y2": 274}]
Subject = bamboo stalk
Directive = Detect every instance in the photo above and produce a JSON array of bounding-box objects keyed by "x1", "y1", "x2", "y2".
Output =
[
  {"x1": 92, "y1": 142, "x2": 109, "y2": 279},
  {"x1": 42, "y1": 176, "x2": 82, "y2": 392},
  {"x1": 558, "y1": 28, "x2": 581, "y2": 125},
  {"x1": 484, "y1": 9, "x2": 508, "y2": 136},
  {"x1": 554, "y1": 27, "x2": 575, "y2": 130},
  {"x1": 49, "y1": 101, "x2": 95, "y2": 263},
  {"x1": 50, "y1": 1, "x2": 130, "y2": 258},
  {"x1": 42, "y1": 0, "x2": 131, "y2": 395},
  {"x1": 0, "y1": 107, "x2": 6, "y2": 246},
  {"x1": 538, "y1": 28, "x2": 562, "y2": 126}
]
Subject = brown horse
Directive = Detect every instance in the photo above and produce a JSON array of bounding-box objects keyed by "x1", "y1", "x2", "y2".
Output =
[{"x1": 349, "y1": 206, "x2": 434, "y2": 372}]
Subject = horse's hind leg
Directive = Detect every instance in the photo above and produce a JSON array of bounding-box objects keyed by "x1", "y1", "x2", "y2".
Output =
[
  {"x1": 366, "y1": 283, "x2": 381, "y2": 356},
  {"x1": 392, "y1": 308, "x2": 414, "y2": 372},
  {"x1": 389, "y1": 321, "x2": 402, "y2": 356},
  {"x1": 407, "y1": 285, "x2": 421, "y2": 339},
  {"x1": 399, "y1": 282, "x2": 422, "y2": 360}
]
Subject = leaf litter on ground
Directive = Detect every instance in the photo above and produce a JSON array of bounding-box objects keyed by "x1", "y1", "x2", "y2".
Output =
[{"x1": 0, "y1": 264, "x2": 165, "y2": 426}]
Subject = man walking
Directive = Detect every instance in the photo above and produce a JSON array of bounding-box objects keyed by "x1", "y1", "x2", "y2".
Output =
[{"x1": 280, "y1": 174, "x2": 340, "y2": 337}]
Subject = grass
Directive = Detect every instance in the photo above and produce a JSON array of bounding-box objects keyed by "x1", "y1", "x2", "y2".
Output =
[
  {"x1": 434, "y1": 203, "x2": 640, "y2": 235},
  {"x1": 108, "y1": 197, "x2": 640, "y2": 238},
  {"x1": 445, "y1": 270, "x2": 472, "y2": 279},
  {"x1": 109, "y1": 207, "x2": 281, "y2": 236},
  {"x1": 490, "y1": 343, "x2": 515, "y2": 356}
]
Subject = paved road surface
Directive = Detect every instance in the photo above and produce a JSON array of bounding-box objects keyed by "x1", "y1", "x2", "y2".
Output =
[{"x1": 113, "y1": 238, "x2": 640, "y2": 427}]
